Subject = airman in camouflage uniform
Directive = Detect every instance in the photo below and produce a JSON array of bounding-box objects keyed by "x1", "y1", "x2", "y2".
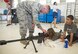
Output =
[{"x1": 16, "y1": 1, "x2": 50, "y2": 45}]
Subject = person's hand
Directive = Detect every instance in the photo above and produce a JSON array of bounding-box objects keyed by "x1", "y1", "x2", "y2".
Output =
[
  {"x1": 56, "y1": 9, "x2": 58, "y2": 12},
  {"x1": 32, "y1": 23, "x2": 35, "y2": 29},
  {"x1": 41, "y1": 29, "x2": 47, "y2": 33},
  {"x1": 69, "y1": 42, "x2": 72, "y2": 46}
]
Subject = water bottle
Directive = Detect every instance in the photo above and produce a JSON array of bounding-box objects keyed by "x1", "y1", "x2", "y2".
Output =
[{"x1": 64, "y1": 39, "x2": 68, "y2": 48}]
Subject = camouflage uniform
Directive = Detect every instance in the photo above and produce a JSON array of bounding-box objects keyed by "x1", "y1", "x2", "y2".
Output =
[{"x1": 16, "y1": 1, "x2": 42, "y2": 39}]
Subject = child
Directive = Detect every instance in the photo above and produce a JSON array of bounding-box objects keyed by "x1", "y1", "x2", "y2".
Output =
[
  {"x1": 52, "y1": 2, "x2": 58, "y2": 28},
  {"x1": 6, "y1": 2, "x2": 12, "y2": 26},
  {"x1": 40, "y1": 28, "x2": 61, "y2": 47},
  {"x1": 60, "y1": 15, "x2": 78, "y2": 46},
  {"x1": 44, "y1": 28, "x2": 61, "y2": 41}
]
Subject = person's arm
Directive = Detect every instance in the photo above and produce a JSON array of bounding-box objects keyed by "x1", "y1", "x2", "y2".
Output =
[
  {"x1": 56, "y1": 5, "x2": 58, "y2": 12},
  {"x1": 32, "y1": 7, "x2": 46, "y2": 33},
  {"x1": 7, "y1": 10, "x2": 11, "y2": 15},
  {"x1": 69, "y1": 24, "x2": 77, "y2": 46},
  {"x1": 69, "y1": 32, "x2": 74, "y2": 46},
  {"x1": 63, "y1": 24, "x2": 67, "y2": 37},
  {"x1": 60, "y1": 24, "x2": 67, "y2": 42},
  {"x1": 32, "y1": 13, "x2": 46, "y2": 33},
  {"x1": 63, "y1": 31, "x2": 66, "y2": 37},
  {"x1": 60, "y1": 31, "x2": 66, "y2": 42}
]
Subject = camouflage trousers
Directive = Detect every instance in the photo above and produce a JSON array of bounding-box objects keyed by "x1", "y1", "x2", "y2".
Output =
[{"x1": 17, "y1": 4, "x2": 34, "y2": 38}]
